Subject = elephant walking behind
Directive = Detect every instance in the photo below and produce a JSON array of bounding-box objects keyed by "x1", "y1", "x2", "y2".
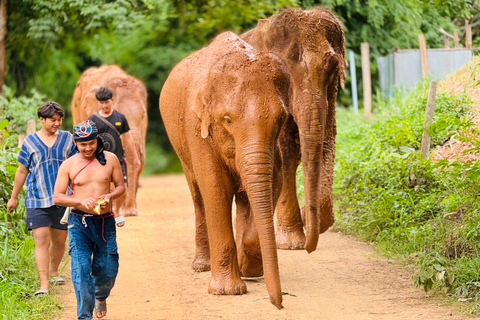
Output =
[
  {"x1": 242, "y1": 8, "x2": 346, "y2": 252},
  {"x1": 159, "y1": 32, "x2": 291, "y2": 309}
]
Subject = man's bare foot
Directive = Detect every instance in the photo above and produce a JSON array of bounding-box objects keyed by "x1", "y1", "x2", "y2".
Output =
[{"x1": 95, "y1": 300, "x2": 107, "y2": 318}]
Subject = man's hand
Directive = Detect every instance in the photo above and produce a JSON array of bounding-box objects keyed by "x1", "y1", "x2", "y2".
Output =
[
  {"x1": 81, "y1": 197, "x2": 98, "y2": 210},
  {"x1": 6, "y1": 198, "x2": 17, "y2": 212}
]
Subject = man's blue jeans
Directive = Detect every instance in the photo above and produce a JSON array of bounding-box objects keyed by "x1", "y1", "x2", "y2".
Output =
[{"x1": 68, "y1": 212, "x2": 119, "y2": 320}]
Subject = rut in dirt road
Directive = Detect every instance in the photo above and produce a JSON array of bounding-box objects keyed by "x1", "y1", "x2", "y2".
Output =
[{"x1": 55, "y1": 174, "x2": 471, "y2": 320}]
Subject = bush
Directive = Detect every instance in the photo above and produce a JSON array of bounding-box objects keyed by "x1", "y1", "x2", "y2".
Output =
[{"x1": 331, "y1": 77, "x2": 480, "y2": 309}]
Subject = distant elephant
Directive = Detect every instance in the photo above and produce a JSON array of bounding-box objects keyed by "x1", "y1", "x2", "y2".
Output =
[
  {"x1": 241, "y1": 8, "x2": 346, "y2": 252},
  {"x1": 71, "y1": 65, "x2": 148, "y2": 217},
  {"x1": 159, "y1": 31, "x2": 290, "y2": 309}
]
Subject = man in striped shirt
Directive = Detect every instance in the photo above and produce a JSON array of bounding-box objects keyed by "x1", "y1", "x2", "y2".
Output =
[{"x1": 7, "y1": 101, "x2": 76, "y2": 296}]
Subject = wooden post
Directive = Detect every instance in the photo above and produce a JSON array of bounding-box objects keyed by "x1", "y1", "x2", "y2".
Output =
[
  {"x1": 466, "y1": 18, "x2": 472, "y2": 49},
  {"x1": 361, "y1": 42, "x2": 371, "y2": 120},
  {"x1": 0, "y1": 0, "x2": 7, "y2": 95},
  {"x1": 418, "y1": 34, "x2": 428, "y2": 78},
  {"x1": 453, "y1": 30, "x2": 459, "y2": 49},
  {"x1": 439, "y1": 28, "x2": 454, "y2": 48},
  {"x1": 420, "y1": 81, "x2": 437, "y2": 159},
  {"x1": 18, "y1": 134, "x2": 25, "y2": 147},
  {"x1": 19, "y1": 119, "x2": 36, "y2": 147},
  {"x1": 27, "y1": 119, "x2": 36, "y2": 134},
  {"x1": 443, "y1": 34, "x2": 449, "y2": 48}
]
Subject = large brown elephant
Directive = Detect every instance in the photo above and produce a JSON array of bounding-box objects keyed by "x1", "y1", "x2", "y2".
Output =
[
  {"x1": 241, "y1": 8, "x2": 346, "y2": 252},
  {"x1": 159, "y1": 32, "x2": 290, "y2": 309},
  {"x1": 71, "y1": 65, "x2": 148, "y2": 217}
]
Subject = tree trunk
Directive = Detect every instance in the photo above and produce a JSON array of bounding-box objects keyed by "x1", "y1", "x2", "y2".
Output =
[{"x1": 0, "y1": 0, "x2": 6, "y2": 95}]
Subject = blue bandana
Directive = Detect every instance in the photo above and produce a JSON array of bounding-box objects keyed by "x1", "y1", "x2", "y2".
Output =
[
  {"x1": 72, "y1": 120, "x2": 106, "y2": 165},
  {"x1": 73, "y1": 120, "x2": 98, "y2": 142}
]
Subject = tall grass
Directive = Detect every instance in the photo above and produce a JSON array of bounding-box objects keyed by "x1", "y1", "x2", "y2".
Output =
[
  {"x1": 329, "y1": 78, "x2": 480, "y2": 313},
  {"x1": 0, "y1": 233, "x2": 64, "y2": 319}
]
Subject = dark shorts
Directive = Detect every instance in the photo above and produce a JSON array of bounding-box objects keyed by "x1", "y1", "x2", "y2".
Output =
[{"x1": 26, "y1": 205, "x2": 68, "y2": 231}]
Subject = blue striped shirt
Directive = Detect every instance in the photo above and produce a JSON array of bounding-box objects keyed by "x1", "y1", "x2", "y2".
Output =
[{"x1": 17, "y1": 130, "x2": 77, "y2": 208}]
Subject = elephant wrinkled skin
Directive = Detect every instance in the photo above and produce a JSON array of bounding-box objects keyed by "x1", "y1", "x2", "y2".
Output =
[
  {"x1": 71, "y1": 65, "x2": 148, "y2": 217},
  {"x1": 159, "y1": 32, "x2": 290, "y2": 309},
  {"x1": 242, "y1": 8, "x2": 346, "y2": 252}
]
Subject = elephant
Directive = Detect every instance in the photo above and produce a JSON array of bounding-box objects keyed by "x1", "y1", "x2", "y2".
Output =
[
  {"x1": 241, "y1": 8, "x2": 346, "y2": 252},
  {"x1": 159, "y1": 31, "x2": 291, "y2": 309},
  {"x1": 71, "y1": 65, "x2": 148, "y2": 217}
]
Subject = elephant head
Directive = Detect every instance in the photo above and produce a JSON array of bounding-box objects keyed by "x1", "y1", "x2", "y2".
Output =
[
  {"x1": 160, "y1": 32, "x2": 290, "y2": 309},
  {"x1": 242, "y1": 8, "x2": 346, "y2": 252}
]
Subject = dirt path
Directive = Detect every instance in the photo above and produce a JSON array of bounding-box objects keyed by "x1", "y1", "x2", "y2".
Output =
[{"x1": 55, "y1": 174, "x2": 474, "y2": 320}]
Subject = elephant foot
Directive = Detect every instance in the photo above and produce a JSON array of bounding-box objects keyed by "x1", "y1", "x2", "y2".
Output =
[
  {"x1": 119, "y1": 207, "x2": 138, "y2": 217},
  {"x1": 238, "y1": 247, "x2": 263, "y2": 277},
  {"x1": 319, "y1": 213, "x2": 335, "y2": 234},
  {"x1": 192, "y1": 256, "x2": 210, "y2": 272},
  {"x1": 276, "y1": 226, "x2": 306, "y2": 250},
  {"x1": 239, "y1": 262, "x2": 263, "y2": 278},
  {"x1": 208, "y1": 277, "x2": 247, "y2": 295}
]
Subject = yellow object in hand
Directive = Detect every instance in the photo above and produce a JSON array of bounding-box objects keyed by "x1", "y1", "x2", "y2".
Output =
[{"x1": 94, "y1": 198, "x2": 109, "y2": 215}]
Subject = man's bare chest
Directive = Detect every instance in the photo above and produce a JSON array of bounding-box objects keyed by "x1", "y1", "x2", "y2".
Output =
[{"x1": 70, "y1": 160, "x2": 111, "y2": 188}]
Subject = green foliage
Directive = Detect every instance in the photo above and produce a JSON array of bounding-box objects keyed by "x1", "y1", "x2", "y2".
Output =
[
  {"x1": 142, "y1": 142, "x2": 183, "y2": 175},
  {"x1": 0, "y1": 147, "x2": 27, "y2": 238},
  {"x1": 332, "y1": 76, "x2": 480, "y2": 310},
  {"x1": 5, "y1": 0, "x2": 298, "y2": 153},
  {"x1": 0, "y1": 86, "x2": 44, "y2": 137},
  {"x1": 5, "y1": 0, "x2": 472, "y2": 166},
  {"x1": 303, "y1": 0, "x2": 473, "y2": 106},
  {"x1": 414, "y1": 252, "x2": 454, "y2": 293}
]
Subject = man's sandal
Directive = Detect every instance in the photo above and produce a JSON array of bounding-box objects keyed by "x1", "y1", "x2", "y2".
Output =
[
  {"x1": 50, "y1": 276, "x2": 65, "y2": 285},
  {"x1": 34, "y1": 289, "x2": 49, "y2": 296},
  {"x1": 95, "y1": 300, "x2": 107, "y2": 318},
  {"x1": 115, "y1": 215, "x2": 125, "y2": 227}
]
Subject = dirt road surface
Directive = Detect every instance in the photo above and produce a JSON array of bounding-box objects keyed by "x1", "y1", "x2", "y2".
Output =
[{"x1": 55, "y1": 174, "x2": 474, "y2": 320}]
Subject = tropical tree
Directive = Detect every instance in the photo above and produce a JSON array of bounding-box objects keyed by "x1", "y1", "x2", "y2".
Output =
[{"x1": 0, "y1": 0, "x2": 6, "y2": 93}]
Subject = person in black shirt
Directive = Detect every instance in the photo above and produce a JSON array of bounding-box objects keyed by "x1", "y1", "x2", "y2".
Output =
[{"x1": 88, "y1": 87, "x2": 140, "y2": 223}]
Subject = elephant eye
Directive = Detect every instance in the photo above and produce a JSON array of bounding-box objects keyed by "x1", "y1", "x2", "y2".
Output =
[{"x1": 224, "y1": 115, "x2": 232, "y2": 124}]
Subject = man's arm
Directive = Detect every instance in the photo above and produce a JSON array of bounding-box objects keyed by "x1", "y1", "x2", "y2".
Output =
[
  {"x1": 7, "y1": 163, "x2": 29, "y2": 212},
  {"x1": 100, "y1": 154, "x2": 126, "y2": 226},
  {"x1": 108, "y1": 154, "x2": 126, "y2": 201},
  {"x1": 123, "y1": 131, "x2": 141, "y2": 168}
]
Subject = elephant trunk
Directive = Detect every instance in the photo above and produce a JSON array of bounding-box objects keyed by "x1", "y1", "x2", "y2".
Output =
[
  {"x1": 298, "y1": 87, "x2": 328, "y2": 253},
  {"x1": 239, "y1": 148, "x2": 282, "y2": 309}
]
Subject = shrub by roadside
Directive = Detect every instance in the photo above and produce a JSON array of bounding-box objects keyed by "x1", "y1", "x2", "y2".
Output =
[{"x1": 330, "y1": 76, "x2": 480, "y2": 315}]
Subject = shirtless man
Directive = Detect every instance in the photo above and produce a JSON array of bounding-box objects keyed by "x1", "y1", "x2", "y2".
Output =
[{"x1": 53, "y1": 120, "x2": 125, "y2": 320}]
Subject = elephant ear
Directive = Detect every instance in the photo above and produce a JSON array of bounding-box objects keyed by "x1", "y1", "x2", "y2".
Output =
[{"x1": 192, "y1": 93, "x2": 211, "y2": 139}]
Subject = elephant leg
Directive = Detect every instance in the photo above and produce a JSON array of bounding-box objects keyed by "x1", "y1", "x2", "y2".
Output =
[
  {"x1": 275, "y1": 118, "x2": 305, "y2": 249},
  {"x1": 184, "y1": 172, "x2": 211, "y2": 272},
  {"x1": 199, "y1": 174, "x2": 245, "y2": 295},
  {"x1": 121, "y1": 159, "x2": 139, "y2": 217},
  {"x1": 235, "y1": 191, "x2": 263, "y2": 277}
]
